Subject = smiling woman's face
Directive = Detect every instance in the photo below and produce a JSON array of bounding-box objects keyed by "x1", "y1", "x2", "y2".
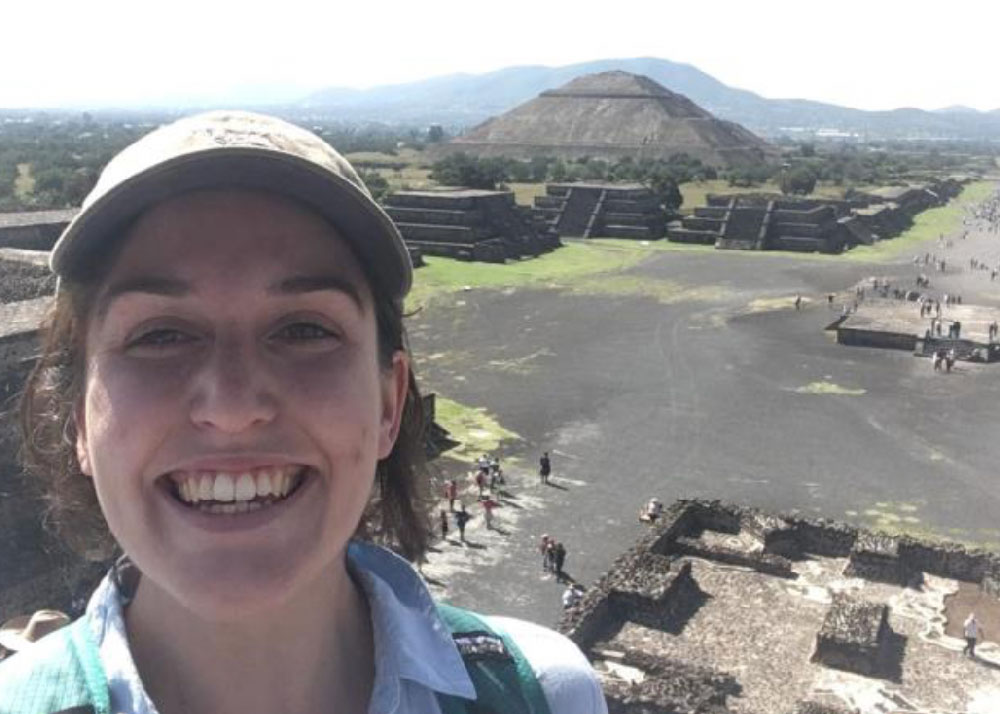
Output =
[{"x1": 75, "y1": 188, "x2": 408, "y2": 618}]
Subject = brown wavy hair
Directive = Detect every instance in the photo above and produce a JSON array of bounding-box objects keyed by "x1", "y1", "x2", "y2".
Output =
[{"x1": 19, "y1": 240, "x2": 431, "y2": 563}]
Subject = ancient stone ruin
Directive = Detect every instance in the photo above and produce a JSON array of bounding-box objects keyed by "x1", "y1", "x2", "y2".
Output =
[
  {"x1": 383, "y1": 188, "x2": 559, "y2": 262},
  {"x1": 668, "y1": 179, "x2": 963, "y2": 253},
  {"x1": 811, "y1": 595, "x2": 896, "y2": 678},
  {"x1": 0, "y1": 209, "x2": 77, "y2": 251},
  {"x1": 437, "y1": 71, "x2": 775, "y2": 168},
  {"x1": 561, "y1": 499, "x2": 1000, "y2": 713},
  {"x1": 531, "y1": 183, "x2": 667, "y2": 240}
]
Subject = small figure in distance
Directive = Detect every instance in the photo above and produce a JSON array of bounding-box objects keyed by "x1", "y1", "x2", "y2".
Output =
[
  {"x1": 562, "y1": 584, "x2": 584, "y2": 610},
  {"x1": 639, "y1": 497, "x2": 663, "y2": 524},
  {"x1": 963, "y1": 612, "x2": 980, "y2": 658},
  {"x1": 455, "y1": 503, "x2": 471, "y2": 544},
  {"x1": 539, "y1": 451, "x2": 551, "y2": 485}
]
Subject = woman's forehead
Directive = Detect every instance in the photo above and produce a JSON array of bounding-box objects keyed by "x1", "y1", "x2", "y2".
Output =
[{"x1": 106, "y1": 188, "x2": 371, "y2": 291}]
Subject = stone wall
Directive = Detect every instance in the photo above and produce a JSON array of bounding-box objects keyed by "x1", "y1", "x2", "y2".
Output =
[
  {"x1": 0, "y1": 210, "x2": 77, "y2": 251},
  {"x1": 563, "y1": 499, "x2": 1000, "y2": 657}
]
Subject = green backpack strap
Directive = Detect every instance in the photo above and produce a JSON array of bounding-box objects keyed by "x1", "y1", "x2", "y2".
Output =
[
  {"x1": 435, "y1": 603, "x2": 551, "y2": 714},
  {"x1": 0, "y1": 618, "x2": 110, "y2": 714}
]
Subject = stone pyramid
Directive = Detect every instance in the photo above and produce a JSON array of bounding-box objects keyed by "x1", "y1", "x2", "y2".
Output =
[{"x1": 440, "y1": 71, "x2": 775, "y2": 168}]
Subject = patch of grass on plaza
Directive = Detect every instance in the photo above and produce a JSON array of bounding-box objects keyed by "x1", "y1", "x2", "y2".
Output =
[
  {"x1": 434, "y1": 397, "x2": 521, "y2": 463},
  {"x1": 745, "y1": 295, "x2": 811, "y2": 313},
  {"x1": 795, "y1": 381, "x2": 866, "y2": 396},
  {"x1": 407, "y1": 241, "x2": 651, "y2": 310},
  {"x1": 839, "y1": 180, "x2": 995, "y2": 264},
  {"x1": 854, "y1": 501, "x2": 1000, "y2": 548}
]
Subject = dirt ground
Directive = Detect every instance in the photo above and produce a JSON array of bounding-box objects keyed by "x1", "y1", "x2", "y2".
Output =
[
  {"x1": 416, "y1": 187, "x2": 1000, "y2": 631},
  {"x1": 945, "y1": 581, "x2": 1000, "y2": 642}
]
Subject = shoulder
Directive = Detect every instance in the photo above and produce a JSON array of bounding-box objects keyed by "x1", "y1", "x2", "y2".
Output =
[
  {"x1": 482, "y1": 615, "x2": 607, "y2": 714},
  {"x1": 0, "y1": 623, "x2": 95, "y2": 713}
]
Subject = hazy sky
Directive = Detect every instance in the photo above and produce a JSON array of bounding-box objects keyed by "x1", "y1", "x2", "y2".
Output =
[{"x1": 2, "y1": 0, "x2": 998, "y2": 111}]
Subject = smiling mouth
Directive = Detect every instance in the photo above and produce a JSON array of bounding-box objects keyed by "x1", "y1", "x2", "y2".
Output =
[{"x1": 167, "y1": 465, "x2": 308, "y2": 514}]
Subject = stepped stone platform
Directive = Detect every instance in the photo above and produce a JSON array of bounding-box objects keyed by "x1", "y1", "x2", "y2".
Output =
[
  {"x1": 668, "y1": 194, "x2": 853, "y2": 253},
  {"x1": 560, "y1": 499, "x2": 1000, "y2": 713},
  {"x1": 833, "y1": 298, "x2": 1000, "y2": 362},
  {"x1": 383, "y1": 188, "x2": 559, "y2": 263},
  {"x1": 667, "y1": 180, "x2": 964, "y2": 254},
  {"x1": 531, "y1": 182, "x2": 667, "y2": 240}
]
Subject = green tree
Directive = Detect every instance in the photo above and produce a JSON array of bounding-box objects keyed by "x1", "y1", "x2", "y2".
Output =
[
  {"x1": 780, "y1": 166, "x2": 818, "y2": 195},
  {"x1": 359, "y1": 170, "x2": 390, "y2": 203},
  {"x1": 429, "y1": 153, "x2": 509, "y2": 190},
  {"x1": 645, "y1": 170, "x2": 683, "y2": 211},
  {"x1": 427, "y1": 124, "x2": 445, "y2": 143}
]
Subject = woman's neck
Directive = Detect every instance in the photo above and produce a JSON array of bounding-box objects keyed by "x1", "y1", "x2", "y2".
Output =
[{"x1": 124, "y1": 562, "x2": 374, "y2": 714}]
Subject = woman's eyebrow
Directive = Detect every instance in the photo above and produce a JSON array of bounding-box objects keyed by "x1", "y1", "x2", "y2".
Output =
[
  {"x1": 270, "y1": 275, "x2": 364, "y2": 312},
  {"x1": 96, "y1": 276, "x2": 190, "y2": 320}
]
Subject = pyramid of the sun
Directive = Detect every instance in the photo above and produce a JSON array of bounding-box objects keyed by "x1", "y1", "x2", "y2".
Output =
[{"x1": 440, "y1": 71, "x2": 774, "y2": 168}]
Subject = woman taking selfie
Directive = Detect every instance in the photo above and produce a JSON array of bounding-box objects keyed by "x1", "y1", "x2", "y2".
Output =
[{"x1": 0, "y1": 112, "x2": 606, "y2": 714}]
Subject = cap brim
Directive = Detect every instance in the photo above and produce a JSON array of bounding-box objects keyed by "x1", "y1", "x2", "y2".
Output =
[{"x1": 51, "y1": 148, "x2": 412, "y2": 300}]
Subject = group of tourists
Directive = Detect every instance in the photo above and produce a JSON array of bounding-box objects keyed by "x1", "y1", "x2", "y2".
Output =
[
  {"x1": 913, "y1": 252, "x2": 948, "y2": 273},
  {"x1": 439, "y1": 453, "x2": 509, "y2": 541},
  {"x1": 539, "y1": 534, "x2": 569, "y2": 579}
]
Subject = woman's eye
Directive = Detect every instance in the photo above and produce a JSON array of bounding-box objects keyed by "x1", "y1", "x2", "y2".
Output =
[
  {"x1": 275, "y1": 322, "x2": 338, "y2": 342},
  {"x1": 127, "y1": 328, "x2": 193, "y2": 350}
]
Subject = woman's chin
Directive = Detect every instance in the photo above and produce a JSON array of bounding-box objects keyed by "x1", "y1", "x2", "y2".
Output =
[{"x1": 152, "y1": 553, "x2": 334, "y2": 622}]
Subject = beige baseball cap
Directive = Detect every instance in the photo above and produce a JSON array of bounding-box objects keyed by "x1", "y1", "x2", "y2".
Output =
[{"x1": 50, "y1": 110, "x2": 412, "y2": 299}]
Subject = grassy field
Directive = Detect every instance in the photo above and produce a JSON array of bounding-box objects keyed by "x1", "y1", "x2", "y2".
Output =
[
  {"x1": 507, "y1": 182, "x2": 547, "y2": 206},
  {"x1": 679, "y1": 179, "x2": 849, "y2": 213},
  {"x1": 377, "y1": 166, "x2": 434, "y2": 192},
  {"x1": 433, "y1": 397, "x2": 521, "y2": 464},
  {"x1": 408, "y1": 241, "x2": 652, "y2": 310},
  {"x1": 342, "y1": 147, "x2": 426, "y2": 166},
  {"x1": 14, "y1": 163, "x2": 34, "y2": 198}
]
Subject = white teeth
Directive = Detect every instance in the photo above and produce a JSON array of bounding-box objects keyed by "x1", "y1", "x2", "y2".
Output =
[
  {"x1": 235, "y1": 473, "x2": 256, "y2": 502},
  {"x1": 255, "y1": 470, "x2": 273, "y2": 497},
  {"x1": 175, "y1": 466, "x2": 305, "y2": 510},
  {"x1": 213, "y1": 473, "x2": 235, "y2": 502}
]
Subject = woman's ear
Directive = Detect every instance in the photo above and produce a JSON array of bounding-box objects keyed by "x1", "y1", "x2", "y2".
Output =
[
  {"x1": 378, "y1": 350, "x2": 410, "y2": 460},
  {"x1": 74, "y1": 403, "x2": 93, "y2": 477}
]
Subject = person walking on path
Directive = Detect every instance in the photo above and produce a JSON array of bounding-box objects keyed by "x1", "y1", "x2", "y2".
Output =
[
  {"x1": 439, "y1": 509, "x2": 449, "y2": 541},
  {"x1": 540, "y1": 535, "x2": 552, "y2": 571},
  {"x1": 474, "y1": 469, "x2": 486, "y2": 499},
  {"x1": 539, "y1": 452, "x2": 552, "y2": 485},
  {"x1": 444, "y1": 479, "x2": 458, "y2": 511},
  {"x1": 963, "y1": 613, "x2": 980, "y2": 657},
  {"x1": 454, "y1": 503, "x2": 471, "y2": 543},
  {"x1": 553, "y1": 541, "x2": 567, "y2": 580}
]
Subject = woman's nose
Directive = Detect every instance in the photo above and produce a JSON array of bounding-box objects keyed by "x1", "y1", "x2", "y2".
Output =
[{"x1": 188, "y1": 338, "x2": 278, "y2": 433}]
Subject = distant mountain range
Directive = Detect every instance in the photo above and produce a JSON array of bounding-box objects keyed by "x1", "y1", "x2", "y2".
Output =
[{"x1": 300, "y1": 57, "x2": 1000, "y2": 140}]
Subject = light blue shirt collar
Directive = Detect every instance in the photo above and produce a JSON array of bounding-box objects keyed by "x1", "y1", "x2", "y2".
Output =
[
  {"x1": 86, "y1": 540, "x2": 476, "y2": 714},
  {"x1": 348, "y1": 541, "x2": 476, "y2": 707}
]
